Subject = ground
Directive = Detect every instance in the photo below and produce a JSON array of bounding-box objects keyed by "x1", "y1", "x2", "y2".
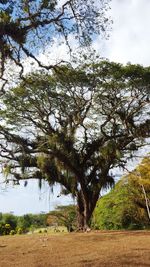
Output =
[{"x1": 0, "y1": 231, "x2": 149, "y2": 266}]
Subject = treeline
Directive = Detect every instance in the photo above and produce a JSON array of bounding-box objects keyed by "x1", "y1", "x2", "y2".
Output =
[
  {"x1": 0, "y1": 206, "x2": 77, "y2": 236},
  {"x1": 0, "y1": 213, "x2": 47, "y2": 235}
]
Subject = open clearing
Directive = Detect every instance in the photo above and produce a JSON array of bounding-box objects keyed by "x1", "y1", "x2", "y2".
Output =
[{"x1": 0, "y1": 231, "x2": 149, "y2": 267}]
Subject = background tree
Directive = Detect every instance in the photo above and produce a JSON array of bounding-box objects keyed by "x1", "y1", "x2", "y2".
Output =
[
  {"x1": 0, "y1": 0, "x2": 110, "y2": 91},
  {"x1": 47, "y1": 205, "x2": 76, "y2": 232},
  {"x1": 0, "y1": 61, "x2": 150, "y2": 230},
  {"x1": 129, "y1": 156, "x2": 150, "y2": 220},
  {"x1": 93, "y1": 155, "x2": 150, "y2": 230},
  {"x1": 0, "y1": 212, "x2": 48, "y2": 235},
  {"x1": 17, "y1": 213, "x2": 47, "y2": 232}
]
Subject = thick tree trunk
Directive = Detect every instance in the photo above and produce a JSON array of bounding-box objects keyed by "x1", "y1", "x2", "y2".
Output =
[
  {"x1": 76, "y1": 190, "x2": 99, "y2": 231},
  {"x1": 76, "y1": 192, "x2": 85, "y2": 230},
  {"x1": 77, "y1": 207, "x2": 91, "y2": 231}
]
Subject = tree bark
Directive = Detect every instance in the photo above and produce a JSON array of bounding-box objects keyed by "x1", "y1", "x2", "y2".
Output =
[
  {"x1": 76, "y1": 192, "x2": 85, "y2": 230},
  {"x1": 76, "y1": 190, "x2": 100, "y2": 231}
]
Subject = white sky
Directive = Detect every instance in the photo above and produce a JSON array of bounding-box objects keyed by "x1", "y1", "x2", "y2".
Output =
[{"x1": 0, "y1": 0, "x2": 150, "y2": 215}]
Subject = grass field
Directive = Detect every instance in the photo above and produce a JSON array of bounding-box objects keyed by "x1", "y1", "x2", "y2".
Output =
[{"x1": 0, "y1": 231, "x2": 149, "y2": 267}]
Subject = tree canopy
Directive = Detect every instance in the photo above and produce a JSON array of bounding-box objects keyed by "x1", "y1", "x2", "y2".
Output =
[
  {"x1": 0, "y1": 60, "x2": 150, "y2": 229},
  {"x1": 0, "y1": 0, "x2": 110, "y2": 91},
  {"x1": 47, "y1": 205, "x2": 76, "y2": 232}
]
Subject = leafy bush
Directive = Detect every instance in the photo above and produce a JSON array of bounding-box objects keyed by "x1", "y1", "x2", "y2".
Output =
[
  {"x1": 2, "y1": 214, "x2": 17, "y2": 229},
  {"x1": 10, "y1": 230, "x2": 16, "y2": 235},
  {"x1": 92, "y1": 157, "x2": 150, "y2": 230},
  {"x1": 17, "y1": 227, "x2": 23, "y2": 234}
]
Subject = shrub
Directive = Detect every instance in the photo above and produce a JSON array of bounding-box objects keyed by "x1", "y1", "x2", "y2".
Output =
[
  {"x1": 17, "y1": 228, "x2": 23, "y2": 234},
  {"x1": 4, "y1": 224, "x2": 11, "y2": 235},
  {"x1": 10, "y1": 230, "x2": 16, "y2": 235}
]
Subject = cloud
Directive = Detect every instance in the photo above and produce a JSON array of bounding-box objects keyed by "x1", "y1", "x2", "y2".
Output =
[
  {"x1": 94, "y1": 0, "x2": 150, "y2": 66},
  {"x1": 5, "y1": 0, "x2": 150, "y2": 81}
]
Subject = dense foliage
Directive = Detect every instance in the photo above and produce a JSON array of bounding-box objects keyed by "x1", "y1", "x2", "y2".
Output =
[
  {"x1": 0, "y1": 207, "x2": 76, "y2": 235},
  {"x1": 0, "y1": 212, "x2": 47, "y2": 235},
  {"x1": 0, "y1": 61, "x2": 150, "y2": 230},
  {"x1": 93, "y1": 156, "x2": 150, "y2": 230}
]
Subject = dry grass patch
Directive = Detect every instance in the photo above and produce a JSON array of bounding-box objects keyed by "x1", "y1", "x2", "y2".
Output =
[{"x1": 0, "y1": 231, "x2": 149, "y2": 266}]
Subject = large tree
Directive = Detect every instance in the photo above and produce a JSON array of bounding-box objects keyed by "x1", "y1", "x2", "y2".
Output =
[
  {"x1": 0, "y1": 0, "x2": 110, "y2": 91},
  {"x1": 0, "y1": 61, "x2": 150, "y2": 230}
]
